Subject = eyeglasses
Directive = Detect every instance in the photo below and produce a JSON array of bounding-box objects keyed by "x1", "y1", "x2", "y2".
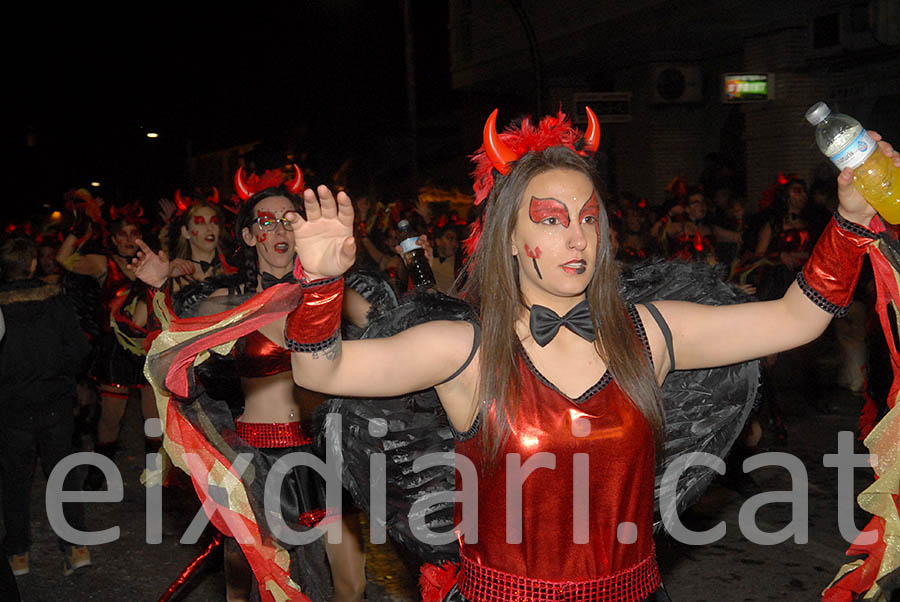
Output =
[{"x1": 253, "y1": 216, "x2": 292, "y2": 232}]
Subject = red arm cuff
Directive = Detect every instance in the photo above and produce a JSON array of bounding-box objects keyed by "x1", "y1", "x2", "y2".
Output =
[
  {"x1": 797, "y1": 212, "x2": 878, "y2": 317},
  {"x1": 284, "y1": 277, "x2": 344, "y2": 353}
]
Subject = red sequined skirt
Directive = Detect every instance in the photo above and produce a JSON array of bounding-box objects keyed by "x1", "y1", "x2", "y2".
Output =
[
  {"x1": 458, "y1": 550, "x2": 661, "y2": 602},
  {"x1": 235, "y1": 420, "x2": 327, "y2": 533}
]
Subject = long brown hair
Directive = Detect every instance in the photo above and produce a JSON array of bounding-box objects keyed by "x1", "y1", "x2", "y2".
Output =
[
  {"x1": 167, "y1": 202, "x2": 226, "y2": 261},
  {"x1": 460, "y1": 146, "x2": 665, "y2": 465}
]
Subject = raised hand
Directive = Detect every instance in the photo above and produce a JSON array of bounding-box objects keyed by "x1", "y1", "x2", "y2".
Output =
[
  {"x1": 168, "y1": 258, "x2": 197, "y2": 278},
  {"x1": 130, "y1": 239, "x2": 173, "y2": 289},
  {"x1": 837, "y1": 131, "x2": 898, "y2": 225},
  {"x1": 158, "y1": 198, "x2": 177, "y2": 224},
  {"x1": 285, "y1": 185, "x2": 356, "y2": 281}
]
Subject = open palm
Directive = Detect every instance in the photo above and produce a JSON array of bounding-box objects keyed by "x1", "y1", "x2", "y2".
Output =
[{"x1": 287, "y1": 185, "x2": 357, "y2": 281}]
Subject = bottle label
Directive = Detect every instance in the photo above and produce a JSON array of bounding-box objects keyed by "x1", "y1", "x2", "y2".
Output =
[
  {"x1": 829, "y1": 129, "x2": 877, "y2": 170},
  {"x1": 400, "y1": 237, "x2": 421, "y2": 253}
]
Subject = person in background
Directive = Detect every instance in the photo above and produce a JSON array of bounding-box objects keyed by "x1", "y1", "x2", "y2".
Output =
[
  {"x1": 0, "y1": 236, "x2": 91, "y2": 579},
  {"x1": 56, "y1": 203, "x2": 157, "y2": 489},
  {"x1": 430, "y1": 221, "x2": 463, "y2": 294},
  {"x1": 654, "y1": 185, "x2": 716, "y2": 261}
]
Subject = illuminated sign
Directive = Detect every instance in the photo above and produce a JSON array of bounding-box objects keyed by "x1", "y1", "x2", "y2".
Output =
[{"x1": 722, "y1": 73, "x2": 774, "y2": 103}]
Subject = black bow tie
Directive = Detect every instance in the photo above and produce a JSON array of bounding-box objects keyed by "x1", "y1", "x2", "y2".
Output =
[
  {"x1": 192, "y1": 256, "x2": 220, "y2": 273},
  {"x1": 260, "y1": 271, "x2": 297, "y2": 290},
  {"x1": 529, "y1": 299, "x2": 596, "y2": 347}
]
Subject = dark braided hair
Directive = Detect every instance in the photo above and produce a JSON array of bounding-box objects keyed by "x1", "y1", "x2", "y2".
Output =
[{"x1": 233, "y1": 187, "x2": 304, "y2": 293}]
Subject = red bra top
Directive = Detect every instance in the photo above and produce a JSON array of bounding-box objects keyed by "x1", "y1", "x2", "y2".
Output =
[
  {"x1": 453, "y1": 306, "x2": 656, "y2": 584},
  {"x1": 233, "y1": 330, "x2": 292, "y2": 378}
]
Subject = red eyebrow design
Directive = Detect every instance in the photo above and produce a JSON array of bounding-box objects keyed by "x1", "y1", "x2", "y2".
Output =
[
  {"x1": 578, "y1": 192, "x2": 599, "y2": 222},
  {"x1": 192, "y1": 215, "x2": 207, "y2": 225},
  {"x1": 256, "y1": 211, "x2": 275, "y2": 219},
  {"x1": 210, "y1": 216, "x2": 220, "y2": 224},
  {"x1": 529, "y1": 196, "x2": 570, "y2": 227}
]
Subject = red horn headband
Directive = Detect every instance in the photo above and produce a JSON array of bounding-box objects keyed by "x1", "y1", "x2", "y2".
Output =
[
  {"x1": 482, "y1": 107, "x2": 602, "y2": 176},
  {"x1": 285, "y1": 164, "x2": 305, "y2": 195},
  {"x1": 174, "y1": 187, "x2": 221, "y2": 215},
  {"x1": 234, "y1": 164, "x2": 305, "y2": 201},
  {"x1": 234, "y1": 167, "x2": 254, "y2": 201},
  {"x1": 483, "y1": 109, "x2": 521, "y2": 176},
  {"x1": 580, "y1": 107, "x2": 601, "y2": 155},
  {"x1": 174, "y1": 189, "x2": 189, "y2": 213}
]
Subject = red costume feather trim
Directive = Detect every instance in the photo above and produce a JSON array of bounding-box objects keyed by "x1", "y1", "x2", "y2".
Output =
[{"x1": 419, "y1": 561, "x2": 460, "y2": 602}]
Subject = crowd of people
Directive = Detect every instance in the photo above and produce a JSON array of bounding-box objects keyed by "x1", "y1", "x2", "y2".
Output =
[{"x1": 0, "y1": 107, "x2": 897, "y2": 602}]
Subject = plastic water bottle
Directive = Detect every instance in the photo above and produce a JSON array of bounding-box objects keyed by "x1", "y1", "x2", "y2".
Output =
[
  {"x1": 805, "y1": 102, "x2": 900, "y2": 223},
  {"x1": 397, "y1": 219, "x2": 436, "y2": 290}
]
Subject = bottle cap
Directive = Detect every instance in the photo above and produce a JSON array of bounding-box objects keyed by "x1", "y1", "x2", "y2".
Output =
[
  {"x1": 805, "y1": 102, "x2": 832, "y2": 126},
  {"x1": 397, "y1": 219, "x2": 410, "y2": 231}
]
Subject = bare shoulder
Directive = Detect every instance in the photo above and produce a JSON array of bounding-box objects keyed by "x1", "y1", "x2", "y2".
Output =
[{"x1": 398, "y1": 319, "x2": 477, "y2": 361}]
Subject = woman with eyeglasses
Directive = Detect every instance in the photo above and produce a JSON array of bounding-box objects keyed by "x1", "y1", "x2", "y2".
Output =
[{"x1": 135, "y1": 167, "x2": 367, "y2": 602}]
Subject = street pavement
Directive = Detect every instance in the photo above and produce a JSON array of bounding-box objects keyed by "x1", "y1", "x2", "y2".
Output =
[{"x1": 4, "y1": 349, "x2": 882, "y2": 601}]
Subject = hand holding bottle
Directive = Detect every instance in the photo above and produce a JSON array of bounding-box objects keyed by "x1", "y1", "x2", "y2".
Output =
[
  {"x1": 807, "y1": 102, "x2": 900, "y2": 225},
  {"x1": 835, "y1": 132, "x2": 898, "y2": 226},
  {"x1": 396, "y1": 220, "x2": 437, "y2": 290}
]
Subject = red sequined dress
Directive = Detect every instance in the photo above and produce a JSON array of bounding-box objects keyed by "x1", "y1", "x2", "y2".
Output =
[{"x1": 453, "y1": 306, "x2": 661, "y2": 602}]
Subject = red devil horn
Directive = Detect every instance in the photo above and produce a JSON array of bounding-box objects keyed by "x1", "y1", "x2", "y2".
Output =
[
  {"x1": 234, "y1": 167, "x2": 253, "y2": 201},
  {"x1": 285, "y1": 164, "x2": 305, "y2": 195},
  {"x1": 209, "y1": 187, "x2": 220, "y2": 205},
  {"x1": 483, "y1": 109, "x2": 519, "y2": 176},
  {"x1": 580, "y1": 107, "x2": 601, "y2": 154},
  {"x1": 175, "y1": 189, "x2": 188, "y2": 212}
]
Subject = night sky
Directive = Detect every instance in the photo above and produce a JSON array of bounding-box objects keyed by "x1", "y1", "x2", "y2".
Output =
[{"x1": 9, "y1": 2, "x2": 452, "y2": 219}]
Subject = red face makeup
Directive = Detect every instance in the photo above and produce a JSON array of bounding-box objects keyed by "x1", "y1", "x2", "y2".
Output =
[
  {"x1": 529, "y1": 196, "x2": 570, "y2": 227},
  {"x1": 524, "y1": 244, "x2": 542, "y2": 259},
  {"x1": 578, "y1": 192, "x2": 599, "y2": 224},
  {"x1": 192, "y1": 215, "x2": 207, "y2": 225},
  {"x1": 256, "y1": 232, "x2": 268, "y2": 243}
]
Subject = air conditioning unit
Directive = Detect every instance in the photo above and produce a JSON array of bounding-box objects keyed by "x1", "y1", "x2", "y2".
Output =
[{"x1": 651, "y1": 64, "x2": 703, "y2": 104}]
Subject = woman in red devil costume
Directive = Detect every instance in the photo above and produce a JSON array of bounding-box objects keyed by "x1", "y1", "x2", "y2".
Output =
[
  {"x1": 282, "y1": 107, "x2": 899, "y2": 602},
  {"x1": 56, "y1": 199, "x2": 159, "y2": 487},
  {"x1": 136, "y1": 165, "x2": 366, "y2": 602},
  {"x1": 160, "y1": 187, "x2": 236, "y2": 290}
]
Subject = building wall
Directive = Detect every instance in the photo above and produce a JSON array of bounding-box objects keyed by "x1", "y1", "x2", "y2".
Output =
[{"x1": 450, "y1": 0, "x2": 900, "y2": 214}]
